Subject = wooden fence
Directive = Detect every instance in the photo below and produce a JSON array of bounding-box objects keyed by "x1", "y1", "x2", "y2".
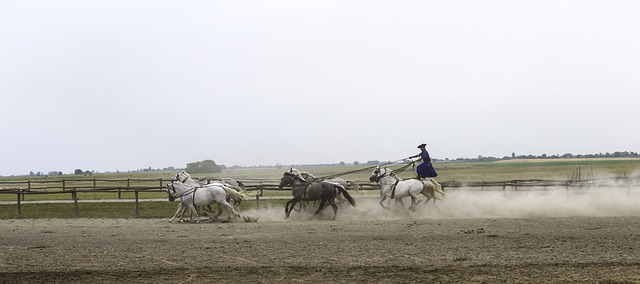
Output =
[{"x1": 1, "y1": 176, "x2": 638, "y2": 217}]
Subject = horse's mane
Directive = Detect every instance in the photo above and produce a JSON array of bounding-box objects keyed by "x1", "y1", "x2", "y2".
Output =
[{"x1": 289, "y1": 168, "x2": 316, "y2": 178}]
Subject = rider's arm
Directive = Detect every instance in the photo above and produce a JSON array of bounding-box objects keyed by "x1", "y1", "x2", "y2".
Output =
[{"x1": 408, "y1": 155, "x2": 421, "y2": 163}]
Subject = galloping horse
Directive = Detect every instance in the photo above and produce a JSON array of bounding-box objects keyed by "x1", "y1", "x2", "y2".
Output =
[
  {"x1": 166, "y1": 179, "x2": 245, "y2": 222},
  {"x1": 369, "y1": 166, "x2": 444, "y2": 210},
  {"x1": 171, "y1": 170, "x2": 253, "y2": 221},
  {"x1": 279, "y1": 171, "x2": 356, "y2": 219},
  {"x1": 286, "y1": 168, "x2": 359, "y2": 208}
]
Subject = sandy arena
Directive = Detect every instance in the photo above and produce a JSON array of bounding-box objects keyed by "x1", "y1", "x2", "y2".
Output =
[{"x1": 1, "y1": 188, "x2": 640, "y2": 283}]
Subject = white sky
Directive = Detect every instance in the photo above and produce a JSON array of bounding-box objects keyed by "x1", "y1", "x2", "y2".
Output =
[{"x1": 1, "y1": 1, "x2": 639, "y2": 175}]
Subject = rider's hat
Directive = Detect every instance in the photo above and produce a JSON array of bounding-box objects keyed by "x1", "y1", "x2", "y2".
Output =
[{"x1": 417, "y1": 143, "x2": 427, "y2": 148}]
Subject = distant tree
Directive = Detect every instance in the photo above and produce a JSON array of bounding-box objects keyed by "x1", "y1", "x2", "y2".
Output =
[
  {"x1": 186, "y1": 159, "x2": 222, "y2": 174},
  {"x1": 74, "y1": 169, "x2": 83, "y2": 175},
  {"x1": 353, "y1": 161, "x2": 360, "y2": 166},
  {"x1": 561, "y1": 153, "x2": 573, "y2": 159}
]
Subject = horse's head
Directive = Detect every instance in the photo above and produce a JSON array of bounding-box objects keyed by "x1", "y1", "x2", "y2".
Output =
[
  {"x1": 175, "y1": 170, "x2": 191, "y2": 183},
  {"x1": 369, "y1": 166, "x2": 389, "y2": 182},
  {"x1": 279, "y1": 172, "x2": 294, "y2": 189},
  {"x1": 166, "y1": 183, "x2": 176, "y2": 202},
  {"x1": 279, "y1": 171, "x2": 307, "y2": 189}
]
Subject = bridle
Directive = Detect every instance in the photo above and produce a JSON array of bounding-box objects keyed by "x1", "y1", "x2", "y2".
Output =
[
  {"x1": 371, "y1": 166, "x2": 401, "y2": 198},
  {"x1": 166, "y1": 180, "x2": 198, "y2": 200},
  {"x1": 175, "y1": 171, "x2": 190, "y2": 183},
  {"x1": 371, "y1": 166, "x2": 391, "y2": 182},
  {"x1": 281, "y1": 172, "x2": 312, "y2": 200}
]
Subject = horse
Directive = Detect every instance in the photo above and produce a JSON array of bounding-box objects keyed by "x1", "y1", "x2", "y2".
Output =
[
  {"x1": 286, "y1": 168, "x2": 359, "y2": 209},
  {"x1": 369, "y1": 166, "x2": 444, "y2": 211},
  {"x1": 166, "y1": 179, "x2": 245, "y2": 222},
  {"x1": 172, "y1": 170, "x2": 253, "y2": 221},
  {"x1": 279, "y1": 171, "x2": 356, "y2": 219}
]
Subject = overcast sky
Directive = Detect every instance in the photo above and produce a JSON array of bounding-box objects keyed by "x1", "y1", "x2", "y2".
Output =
[{"x1": 1, "y1": 1, "x2": 639, "y2": 175}]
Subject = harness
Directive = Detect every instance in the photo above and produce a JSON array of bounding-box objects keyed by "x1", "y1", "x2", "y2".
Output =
[
  {"x1": 390, "y1": 178, "x2": 400, "y2": 199},
  {"x1": 283, "y1": 172, "x2": 311, "y2": 200},
  {"x1": 375, "y1": 169, "x2": 400, "y2": 199},
  {"x1": 169, "y1": 181, "x2": 202, "y2": 209}
]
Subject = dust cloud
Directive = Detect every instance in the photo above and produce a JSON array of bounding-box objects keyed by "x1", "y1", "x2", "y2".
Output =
[{"x1": 240, "y1": 184, "x2": 640, "y2": 222}]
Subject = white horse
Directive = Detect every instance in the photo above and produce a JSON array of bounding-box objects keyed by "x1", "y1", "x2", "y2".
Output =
[
  {"x1": 166, "y1": 179, "x2": 245, "y2": 223},
  {"x1": 369, "y1": 166, "x2": 444, "y2": 210},
  {"x1": 171, "y1": 170, "x2": 254, "y2": 221}
]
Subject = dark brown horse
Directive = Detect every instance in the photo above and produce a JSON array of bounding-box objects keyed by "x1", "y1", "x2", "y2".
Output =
[{"x1": 279, "y1": 172, "x2": 356, "y2": 219}]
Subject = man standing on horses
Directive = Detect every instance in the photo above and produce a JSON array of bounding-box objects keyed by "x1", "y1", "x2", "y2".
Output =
[{"x1": 410, "y1": 143, "x2": 438, "y2": 179}]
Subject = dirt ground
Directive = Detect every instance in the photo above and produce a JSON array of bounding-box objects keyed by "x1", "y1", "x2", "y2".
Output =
[{"x1": 1, "y1": 213, "x2": 640, "y2": 284}]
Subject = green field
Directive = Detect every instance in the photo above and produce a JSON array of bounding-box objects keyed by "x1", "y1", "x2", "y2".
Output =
[{"x1": 1, "y1": 158, "x2": 639, "y2": 219}]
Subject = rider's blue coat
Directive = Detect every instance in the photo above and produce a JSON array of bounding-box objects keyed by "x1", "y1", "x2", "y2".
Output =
[{"x1": 416, "y1": 150, "x2": 437, "y2": 178}]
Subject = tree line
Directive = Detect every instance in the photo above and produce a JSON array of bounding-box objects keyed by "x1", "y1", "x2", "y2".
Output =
[
  {"x1": 17, "y1": 151, "x2": 639, "y2": 177},
  {"x1": 442, "y1": 151, "x2": 640, "y2": 163}
]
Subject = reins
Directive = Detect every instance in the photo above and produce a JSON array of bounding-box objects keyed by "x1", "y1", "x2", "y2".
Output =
[{"x1": 316, "y1": 163, "x2": 395, "y2": 180}]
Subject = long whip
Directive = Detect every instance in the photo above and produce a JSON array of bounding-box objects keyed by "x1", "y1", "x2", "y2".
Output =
[{"x1": 317, "y1": 159, "x2": 410, "y2": 180}]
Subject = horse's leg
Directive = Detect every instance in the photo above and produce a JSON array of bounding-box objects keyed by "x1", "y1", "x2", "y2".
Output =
[
  {"x1": 219, "y1": 200, "x2": 239, "y2": 219},
  {"x1": 215, "y1": 203, "x2": 224, "y2": 219},
  {"x1": 285, "y1": 199, "x2": 297, "y2": 218},
  {"x1": 202, "y1": 205, "x2": 218, "y2": 221},
  {"x1": 421, "y1": 186, "x2": 437, "y2": 206},
  {"x1": 379, "y1": 196, "x2": 389, "y2": 210},
  {"x1": 178, "y1": 204, "x2": 192, "y2": 222},
  {"x1": 424, "y1": 196, "x2": 433, "y2": 206},
  {"x1": 169, "y1": 203, "x2": 185, "y2": 222},
  {"x1": 233, "y1": 198, "x2": 241, "y2": 211},
  {"x1": 187, "y1": 204, "x2": 200, "y2": 223},
  {"x1": 313, "y1": 199, "x2": 328, "y2": 217},
  {"x1": 329, "y1": 200, "x2": 339, "y2": 220},
  {"x1": 409, "y1": 191, "x2": 423, "y2": 211}
]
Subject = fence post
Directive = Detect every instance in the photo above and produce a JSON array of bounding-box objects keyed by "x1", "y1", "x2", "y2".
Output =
[
  {"x1": 72, "y1": 189, "x2": 79, "y2": 217},
  {"x1": 25, "y1": 180, "x2": 30, "y2": 201},
  {"x1": 93, "y1": 178, "x2": 97, "y2": 191},
  {"x1": 256, "y1": 180, "x2": 264, "y2": 210},
  {"x1": 62, "y1": 179, "x2": 66, "y2": 191},
  {"x1": 135, "y1": 190, "x2": 139, "y2": 218},
  {"x1": 17, "y1": 190, "x2": 22, "y2": 218},
  {"x1": 255, "y1": 193, "x2": 260, "y2": 210},
  {"x1": 122, "y1": 178, "x2": 130, "y2": 199}
]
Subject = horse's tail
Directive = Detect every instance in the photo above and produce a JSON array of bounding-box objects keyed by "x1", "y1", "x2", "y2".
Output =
[
  {"x1": 222, "y1": 185, "x2": 247, "y2": 200},
  {"x1": 335, "y1": 184, "x2": 357, "y2": 207},
  {"x1": 431, "y1": 179, "x2": 445, "y2": 195}
]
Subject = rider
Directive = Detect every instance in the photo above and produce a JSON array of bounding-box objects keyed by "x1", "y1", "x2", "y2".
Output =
[{"x1": 410, "y1": 143, "x2": 438, "y2": 179}]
